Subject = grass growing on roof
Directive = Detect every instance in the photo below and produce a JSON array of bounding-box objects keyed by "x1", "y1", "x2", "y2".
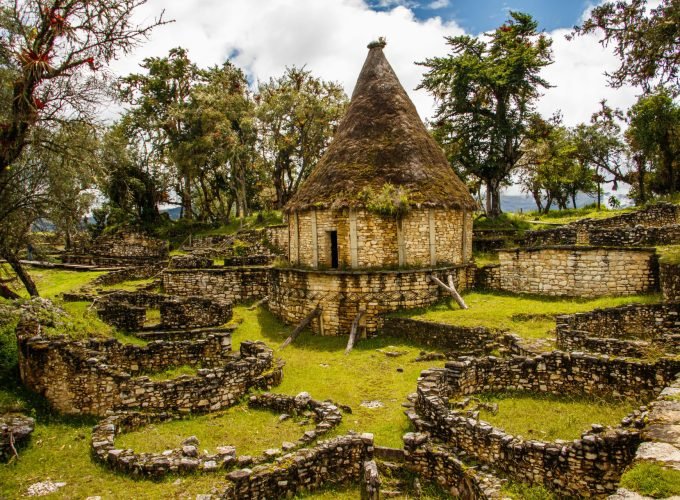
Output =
[
  {"x1": 471, "y1": 391, "x2": 635, "y2": 441},
  {"x1": 116, "y1": 405, "x2": 315, "y2": 456},
  {"x1": 620, "y1": 462, "x2": 680, "y2": 498},
  {"x1": 394, "y1": 291, "x2": 660, "y2": 339}
]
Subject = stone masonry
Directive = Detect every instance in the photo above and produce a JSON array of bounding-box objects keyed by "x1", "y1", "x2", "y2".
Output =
[{"x1": 497, "y1": 246, "x2": 658, "y2": 297}]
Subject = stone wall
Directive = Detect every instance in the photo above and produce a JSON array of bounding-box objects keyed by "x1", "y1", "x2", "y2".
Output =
[
  {"x1": 414, "y1": 352, "x2": 680, "y2": 496},
  {"x1": 524, "y1": 203, "x2": 680, "y2": 247},
  {"x1": 17, "y1": 318, "x2": 282, "y2": 416},
  {"x1": 162, "y1": 268, "x2": 269, "y2": 301},
  {"x1": 220, "y1": 434, "x2": 375, "y2": 499},
  {"x1": 96, "y1": 301, "x2": 145, "y2": 331},
  {"x1": 571, "y1": 202, "x2": 680, "y2": 233},
  {"x1": 403, "y1": 433, "x2": 503, "y2": 499},
  {"x1": 474, "y1": 264, "x2": 501, "y2": 290},
  {"x1": 523, "y1": 227, "x2": 577, "y2": 247},
  {"x1": 91, "y1": 392, "x2": 344, "y2": 478},
  {"x1": 268, "y1": 265, "x2": 474, "y2": 336},
  {"x1": 380, "y1": 317, "x2": 501, "y2": 356},
  {"x1": 588, "y1": 224, "x2": 680, "y2": 247},
  {"x1": 90, "y1": 264, "x2": 165, "y2": 287},
  {"x1": 556, "y1": 303, "x2": 680, "y2": 355},
  {"x1": 169, "y1": 255, "x2": 214, "y2": 269},
  {"x1": 1, "y1": 414, "x2": 34, "y2": 462},
  {"x1": 159, "y1": 296, "x2": 232, "y2": 330},
  {"x1": 497, "y1": 246, "x2": 658, "y2": 297},
  {"x1": 64, "y1": 232, "x2": 169, "y2": 265},
  {"x1": 472, "y1": 229, "x2": 524, "y2": 252},
  {"x1": 288, "y1": 208, "x2": 472, "y2": 269},
  {"x1": 264, "y1": 225, "x2": 288, "y2": 256},
  {"x1": 660, "y1": 262, "x2": 680, "y2": 302}
]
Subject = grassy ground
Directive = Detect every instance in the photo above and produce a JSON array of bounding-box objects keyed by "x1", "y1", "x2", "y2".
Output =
[
  {"x1": 658, "y1": 244, "x2": 680, "y2": 265},
  {"x1": 518, "y1": 205, "x2": 635, "y2": 226},
  {"x1": 394, "y1": 291, "x2": 660, "y2": 339},
  {"x1": 472, "y1": 251, "x2": 500, "y2": 266},
  {"x1": 620, "y1": 462, "x2": 680, "y2": 498},
  {"x1": 116, "y1": 405, "x2": 316, "y2": 456},
  {"x1": 145, "y1": 364, "x2": 198, "y2": 381},
  {"x1": 99, "y1": 278, "x2": 156, "y2": 291},
  {"x1": 473, "y1": 391, "x2": 635, "y2": 441},
  {"x1": 2, "y1": 265, "x2": 105, "y2": 299},
  {"x1": 0, "y1": 299, "x2": 450, "y2": 499}
]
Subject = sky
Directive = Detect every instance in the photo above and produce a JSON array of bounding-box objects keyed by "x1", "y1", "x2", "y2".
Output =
[{"x1": 110, "y1": 0, "x2": 643, "y2": 130}]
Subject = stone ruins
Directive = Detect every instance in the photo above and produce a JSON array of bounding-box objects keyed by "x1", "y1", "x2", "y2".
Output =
[{"x1": 4, "y1": 41, "x2": 680, "y2": 499}]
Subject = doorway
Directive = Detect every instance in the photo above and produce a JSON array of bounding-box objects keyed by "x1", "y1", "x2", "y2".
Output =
[{"x1": 329, "y1": 231, "x2": 339, "y2": 269}]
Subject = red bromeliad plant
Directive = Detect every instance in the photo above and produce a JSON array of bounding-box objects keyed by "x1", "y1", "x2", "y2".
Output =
[{"x1": 0, "y1": 0, "x2": 170, "y2": 175}]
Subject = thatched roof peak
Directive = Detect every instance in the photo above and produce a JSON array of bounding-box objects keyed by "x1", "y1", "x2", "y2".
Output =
[{"x1": 285, "y1": 42, "x2": 476, "y2": 214}]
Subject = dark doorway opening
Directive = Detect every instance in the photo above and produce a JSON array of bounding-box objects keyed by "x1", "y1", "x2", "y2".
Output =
[{"x1": 329, "y1": 231, "x2": 339, "y2": 269}]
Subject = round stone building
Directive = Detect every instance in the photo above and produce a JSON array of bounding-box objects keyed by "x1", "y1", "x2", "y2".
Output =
[{"x1": 269, "y1": 40, "x2": 476, "y2": 336}]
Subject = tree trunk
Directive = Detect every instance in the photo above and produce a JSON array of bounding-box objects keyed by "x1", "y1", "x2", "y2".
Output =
[
  {"x1": 182, "y1": 171, "x2": 193, "y2": 220},
  {"x1": 487, "y1": 181, "x2": 502, "y2": 217},
  {"x1": 2, "y1": 251, "x2": 39, "y2": 297},
  {"x1": 635, "y1": 155, "x2": 647, "y2": 205},
  {"x1": 0, "y1": 284, "x2": 20, "y2": 300}
]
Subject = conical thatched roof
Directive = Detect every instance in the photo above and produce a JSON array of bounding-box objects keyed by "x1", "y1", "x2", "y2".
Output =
[{"x1": 285, "y1": 41, "x2": 476, "y2": 213}]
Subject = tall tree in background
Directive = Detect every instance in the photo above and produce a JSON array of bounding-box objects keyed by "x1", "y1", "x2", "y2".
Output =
[
  {"x1": 574, "y1": 0, "x2": 679, "y2": 94},
  {"x1": 257, "y1": 66, "x2": 348, "y2": 208},
  {"x1": 120, "y1": 48, "x2": 204, "y2": 220},
  {"x1": 0, "y1": 0, "x2": 167, "y2": 176},
  {"x1": 520, "y1": 114, "x2": 595, "y2": 212},
  {"x1": 419, "y1": 12, "x2": 553, "y2": 216},
  {"x1": 183, "y1": 62, "x2": 258, "y2": 222},
  {"x1": 572, "y1": 101, "x2": 628, "y2": 209},
  {"x1": 626, "y1": 88, "x2": 680, "y2": 198}
]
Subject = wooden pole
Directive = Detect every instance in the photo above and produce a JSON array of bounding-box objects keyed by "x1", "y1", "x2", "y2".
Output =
[
  {"x1": 345, "y1": 310, "x2": 365, "y2": 355},
  {"x1": 280, "y1": 306, "x2": 321, "y2": 349},
  {"x1": 429, "y1": 275, "x2": 468, "y2": 310},
  {"x1": 248, "y1": 296, "x2": 269, "y2": 310}
]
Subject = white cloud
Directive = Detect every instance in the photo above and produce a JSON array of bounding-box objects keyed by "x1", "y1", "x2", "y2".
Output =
[
  {"x1": 428, "y1": 0, "x2": 450, "y2": 9},
  {"x1": 110, "y1": 0, "x2": 640, "y2": 127}
]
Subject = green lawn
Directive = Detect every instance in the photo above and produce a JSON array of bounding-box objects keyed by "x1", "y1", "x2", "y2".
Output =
[
  {"x1": 395, "y1": 291, "x2": 660, "y2": 339},
  {"x1": 473, "y1": 391, "x2": 635, "y2": 441},
  {"x1": 99, "y1": 277, "x2": 156, "y2": 291},
  {"x1": 620, "y1": 462, "x2": 680, "y2": 498},
  {"x1": 116, "y1": 405, "x2": 315, "y2": 456}
]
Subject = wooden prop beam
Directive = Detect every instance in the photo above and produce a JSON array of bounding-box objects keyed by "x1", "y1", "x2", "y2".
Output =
[
  {"x1": 429, "y1": 275, "x2": 468, "y2": 310},
  {"x1": 344, "y1": 310, "x2": 366, "y2": 355},
  {"x1": 280, "y1": 306, "x2": 321, "y2": 349}
]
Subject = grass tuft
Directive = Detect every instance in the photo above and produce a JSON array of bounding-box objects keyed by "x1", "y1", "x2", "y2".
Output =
[{"x1": 620, "y1": 462, "x2": 680, "y2": 498}]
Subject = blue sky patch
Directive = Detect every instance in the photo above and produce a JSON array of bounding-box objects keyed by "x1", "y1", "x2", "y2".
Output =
[{"x1": 367, "y1": 0, "x2": 592, "y2": 33}]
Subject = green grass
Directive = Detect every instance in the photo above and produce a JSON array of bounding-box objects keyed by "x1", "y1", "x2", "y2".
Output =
[
  {"x1": 474, "y1": 213, "x2": 531, "y2": 231},
  {"x1": 116, "y1": 405, "x2": 315, "y2": 456},
  {"x1": 473, "y1": 251, "x2": 500, "y2": 266},
  {"x1": 658, "y1": 244, "x2": 680, "y2": 265},
  {"x1": 0, "y1": 302, "x2": 449, "y2": 499},
  {"x1": 473, "y1": 391, "x2": 635, "y2": 441},
  {"x1": 620, "y1": 462, "x2": 680, "y2": 498},
  {"x1": 194, "y1": 211, "x2": 284, "y2": 237},
  {"x1": 145, "y1": 308, "x2": 161, "y2": 326},
  {"x1": 18, "y1": 267, "x2": 105, "y2": 298},
  {"x1": 501, "y1": 481, "x2": 558, "y2": 500},
  {"x1": 518, "y1": 205, "x2": 635, "y2": 226},
  {"x1": 144, "y1": 364, "x2": 198, "y2": 381},
  {"x1": 395, "y1": 291, "x2": 660, "y2": 339},
  {"x1": 100, "y1": 278, "x2": 156, "y2": 291}
]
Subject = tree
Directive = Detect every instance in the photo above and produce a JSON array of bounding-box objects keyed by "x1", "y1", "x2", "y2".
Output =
[
  {"x1": 0, "y1": 0, "x2": 167, "y2": 176},
  {"x1": 256, "y1": 66, "x2": 348, "y2": 208},
  {"x1": 182, "y1": 62, "x2": 258, "y2": 222},
  {"x1": 419, "y1": 12, "x2": 553, "y2": 216},
  {"x1": 573, "y1": 0, "x2": 680, "y2": 94},
  {"x1": 626, "y1": 88, "x2": 680, "y2": 197},
  {"x1": 520, "y1": 114, "x2": 595, "y2": 212},
  {"x1": 119, "y1": 47, "x2": 205, "y2": 220},
  {"x1": 572, "y1": 101, "x2": 629, "y2": 209}
]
